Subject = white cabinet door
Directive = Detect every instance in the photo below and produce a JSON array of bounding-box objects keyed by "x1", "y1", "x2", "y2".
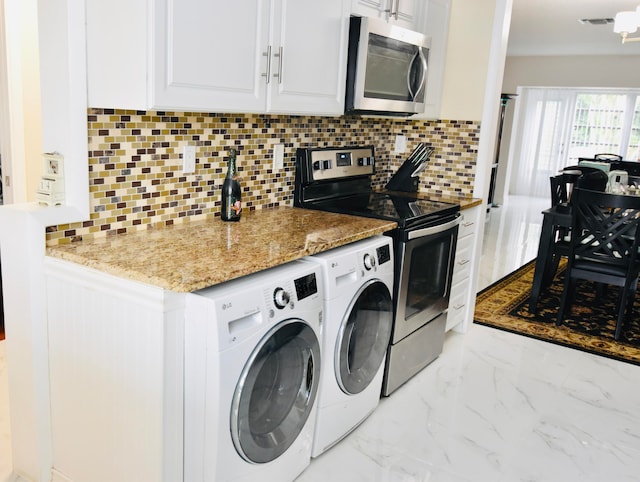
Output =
[
  {"x1": 351, "y1": 0, "x2": 422, "y2": 31},
  {"x1": 394, "y1": 0, "x2": 420, "y2": 27},
  {"x1": 351, "y1": 0, "x2": 387, "y2": 18},
  {"x1": 445, "y1": 205, "x2": 481, "y2": 333},
  {"x1": 154, "y1": 0, "x2": 270, "y2": 112},
  {"x1": 87, "y1": 0, "x2": 151, "y2": 110},
  {"x1": 268, "y1": 0, "x2": 348, "y2": 114},
  {"x1": 88, "y1": 0, "x2": 348, "y2": 115},
  {"x1": 416, "y1": 0, "x2": 451, "y2": 119}
]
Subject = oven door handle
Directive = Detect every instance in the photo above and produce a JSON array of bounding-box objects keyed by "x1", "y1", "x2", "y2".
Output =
[{"x1": 407, "y1": 215, "x2": 461, "y2": 240}]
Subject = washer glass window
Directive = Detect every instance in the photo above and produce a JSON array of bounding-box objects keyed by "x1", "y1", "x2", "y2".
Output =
[
  {"x1": 231, "y1": 319, "x2": 321, "y2": 463},
  {"x1": 337, "y1": 279, "x2": 393, "y2": 395}
]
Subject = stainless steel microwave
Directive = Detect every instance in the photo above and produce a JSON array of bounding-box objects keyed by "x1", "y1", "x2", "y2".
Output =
[{"x1": 345, "y1": 16, "x2": 431, "y2": 116}]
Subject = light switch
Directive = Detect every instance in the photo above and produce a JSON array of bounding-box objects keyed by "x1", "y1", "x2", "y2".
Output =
[
  {"x1": 394, "y1": 135, "x2": 407, "y2": 154},
  {"x1": 183, "y1": 145, "x2": 196, "y2": 173},
  {"x1": 273, "y1": 144, "x2": 284, "y2": 170}
]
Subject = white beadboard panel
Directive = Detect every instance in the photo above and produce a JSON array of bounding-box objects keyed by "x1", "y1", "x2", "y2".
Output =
[
  {"x1": 44, "y1": 257, "x2": 170, "y2": 310},
  {"x1": 183, "y1": 293, "x2": 217, "y2": 482},
  {"x1": 44, "y1": 258, "x2": 185, "y2": 482},
  {"x1": 163, "y1": 297, "x2": 186, "y2": 482}
]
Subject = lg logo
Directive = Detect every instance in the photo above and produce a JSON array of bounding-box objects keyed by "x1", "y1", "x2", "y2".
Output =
[{"x1": 222, "y1": 302, "x2": 232, "y2": 310}]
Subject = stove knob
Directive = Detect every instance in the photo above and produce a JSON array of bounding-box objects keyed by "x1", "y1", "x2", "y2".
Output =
[
  {"x1": 363, "y1": 253, "x2": 376, "y2": 271},
  {"x1": 273, "y1": 287, "x2": 290, "y2": 309}
]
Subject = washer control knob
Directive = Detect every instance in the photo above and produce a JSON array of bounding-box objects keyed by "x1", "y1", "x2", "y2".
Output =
[
  {"x1": 273, "y1": 287, "x2": 290, "y2": 309},
  {"x1": 363, "y1": 253, "x2": 376, "y2": 271}
]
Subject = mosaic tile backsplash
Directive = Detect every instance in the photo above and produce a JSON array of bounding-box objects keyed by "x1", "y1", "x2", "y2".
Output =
[{"x1": 45, "y1": 109, "x2": 480, "y2": 245}]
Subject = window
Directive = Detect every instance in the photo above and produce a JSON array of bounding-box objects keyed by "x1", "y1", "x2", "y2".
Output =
[
  {"x1": 568, "y1": 93, "x2": 640, "y2": 162},
  {"x1": 510, "y1": 88, "x2": 640, "y2": 198}
]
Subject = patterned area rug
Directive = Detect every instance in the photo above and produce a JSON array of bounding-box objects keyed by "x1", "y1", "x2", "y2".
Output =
[{"x1": 474, "y1": 260, "x2": 640, "y2": 365}]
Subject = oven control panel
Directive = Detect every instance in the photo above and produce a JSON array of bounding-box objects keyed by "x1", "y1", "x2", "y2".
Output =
[{"x1": 298, "y1": 146, "x2": 375, "y2": 182}]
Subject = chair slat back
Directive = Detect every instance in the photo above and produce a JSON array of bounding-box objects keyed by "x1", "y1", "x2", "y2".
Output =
[
  {"x1": 550, "y1": 174, "x2": 569, "y2": 206},
  {"x1": 571, "y1": 188, "x2": 640, "y2": 270}
]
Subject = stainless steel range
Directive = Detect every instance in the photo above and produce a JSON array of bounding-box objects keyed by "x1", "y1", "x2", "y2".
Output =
[{"x1": 294, "y1": 145, "x2": 460, "y2": 396}]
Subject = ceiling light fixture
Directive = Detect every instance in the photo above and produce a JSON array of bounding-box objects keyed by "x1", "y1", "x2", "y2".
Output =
[{"x1": 614, "y1": 6, "x2": 640, "y2": 43}]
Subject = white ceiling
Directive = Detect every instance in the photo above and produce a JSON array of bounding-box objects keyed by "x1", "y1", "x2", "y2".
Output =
[{"x1": 507, "y1": 0, "x2": 640, "y2": 56}]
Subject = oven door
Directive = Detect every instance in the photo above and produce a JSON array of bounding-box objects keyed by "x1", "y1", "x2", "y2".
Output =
[{"x1": 392, "y1": 215, "x2": 460, "y2": 343}]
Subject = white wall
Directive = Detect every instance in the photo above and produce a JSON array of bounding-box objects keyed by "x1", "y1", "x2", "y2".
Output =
[
  {"x1": 0, "y1": 0, "x2": 90, "y2": 480},
  {"x1": 503, "y1": 55, "x2": 640, "y2": 91},
  {"x1": 0, "y1": 0, "x2": 42, "y2": 204},
  {"x1": 496, "y1": 54, "x2": 640, "y2": 204}
]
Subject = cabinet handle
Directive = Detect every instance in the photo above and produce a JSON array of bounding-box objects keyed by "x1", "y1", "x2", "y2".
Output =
[
  {"x1": 385, "y1": 0, "x2": 399, "y2": 19},
  {"x1": 262, "y1": 45, "x2": 272, "y2": 84},
  {"x1": 274, "y1": 46, "x2": 283, "y2": 84},
  {"x1": 453, "y1": 303, "x2": 466, "y2": 310},
  {"x1": 384, "y1": 0, "x2": 398, "y2": 20},
  {"x1": 457, "y1": 259, "x2": 470, "y2": 266},
  {"x1": 463, "y1": 221, "x2": 474, "y2": 228}
]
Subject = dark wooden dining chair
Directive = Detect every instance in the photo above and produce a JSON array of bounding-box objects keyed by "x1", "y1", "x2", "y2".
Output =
[
  {"x1": 543, "y1": 174, "x2": 572, "y2": 285},
  {"x1": 557, "y1": 188, "x2": 640, "y2": 340},
  {"x1": 550, "y1": 173, "x2": 569, "y2": 207}
]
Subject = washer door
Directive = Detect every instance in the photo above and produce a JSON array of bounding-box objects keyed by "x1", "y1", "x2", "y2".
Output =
[
  {"x1": 231, "y1": 318, "x2": 321, "y2": 464},
  {"x1": 336, "y1": 279, "x2": 393, "y2": 395}
]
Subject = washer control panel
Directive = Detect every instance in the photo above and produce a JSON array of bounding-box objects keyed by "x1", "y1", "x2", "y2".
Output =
[
  {"x1": 376, "y1": 243, "x2": 391, "y2": 265},
  {"x1": 294, "y1": 272, "x2": 319, "y2": 300}
]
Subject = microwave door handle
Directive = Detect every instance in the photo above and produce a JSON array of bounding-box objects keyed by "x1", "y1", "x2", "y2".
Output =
[
  {"x1": 407, "y1": 52, "x2": 418, "y2": 100},
  {"x1": 412, "y1": 48, "x2": 428, "y2": 100}
]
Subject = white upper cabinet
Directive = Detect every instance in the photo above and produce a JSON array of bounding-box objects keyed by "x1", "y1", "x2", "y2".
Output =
[
  {"x1": 153, "y1": 0, "x2": 270, "y2": 113},
  {"x1": 415, "y1": 0, "x2": 451, "y2": 119},
  {"x1": 268, "y1": 0, "x2": 350, "y2": 114},
  {"x1": 87, "y1": 0, "x2": 349, "y2": 115},
  {"x1": 350, "y1": 0, "x2": 423, "y2": 31}
]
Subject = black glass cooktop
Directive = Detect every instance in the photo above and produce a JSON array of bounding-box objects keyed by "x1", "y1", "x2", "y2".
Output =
[{"x1": 308, "y1": 191, "x2": 459, "y2": 229}]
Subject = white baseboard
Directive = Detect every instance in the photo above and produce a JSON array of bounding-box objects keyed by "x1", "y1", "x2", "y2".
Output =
[{"x1": 50, "y1": 469, "x2": 73, "y2": 482}]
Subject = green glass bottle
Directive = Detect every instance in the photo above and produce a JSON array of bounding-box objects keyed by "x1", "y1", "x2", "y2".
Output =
[{"x1": 221, "y1": 148, "x2": 242, "y2": 222}]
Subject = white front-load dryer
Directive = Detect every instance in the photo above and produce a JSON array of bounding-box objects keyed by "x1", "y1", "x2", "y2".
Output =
[
  {"x1": 303, "y1": 235, "x2": 394, "y2": 457},
  {"x1": 184, "y1": 260, "x2": 324, "y2": 482}
]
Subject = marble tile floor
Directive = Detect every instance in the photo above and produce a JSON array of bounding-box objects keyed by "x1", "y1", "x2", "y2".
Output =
[
  {"x1": 477, "y1": 195, "x2": 549, "y2": 291},
  {"x1": 3, "y1": 196, "x2": 640, "y2": 481},
  {"x1": 301, "y1": 196, "x2": 640, "y2": 481}
]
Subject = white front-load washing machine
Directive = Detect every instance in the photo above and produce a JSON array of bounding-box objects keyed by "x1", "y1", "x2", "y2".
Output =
[
  {"x1": 303, "y1": 235, "x2": 394, "y2": 457},
  {"x1": 184, "y1": 260, "x2": 324, "y2": 482}
]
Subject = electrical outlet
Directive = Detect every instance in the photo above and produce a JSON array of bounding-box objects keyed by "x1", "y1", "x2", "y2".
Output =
[
  {"x1": 273, "y1": 144, "x2": 284, "y2": 170},
  {"x1": 183, "y1": 145, "x2": 196, "y2": 173},
  {"x1": 394, "y1": 135, "x2": 407, "y2": 154}
]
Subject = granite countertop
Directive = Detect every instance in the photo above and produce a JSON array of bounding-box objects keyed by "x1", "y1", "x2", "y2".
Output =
[{"x1": 46, "y1": 206, "x2": 397, "y2": 292}]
